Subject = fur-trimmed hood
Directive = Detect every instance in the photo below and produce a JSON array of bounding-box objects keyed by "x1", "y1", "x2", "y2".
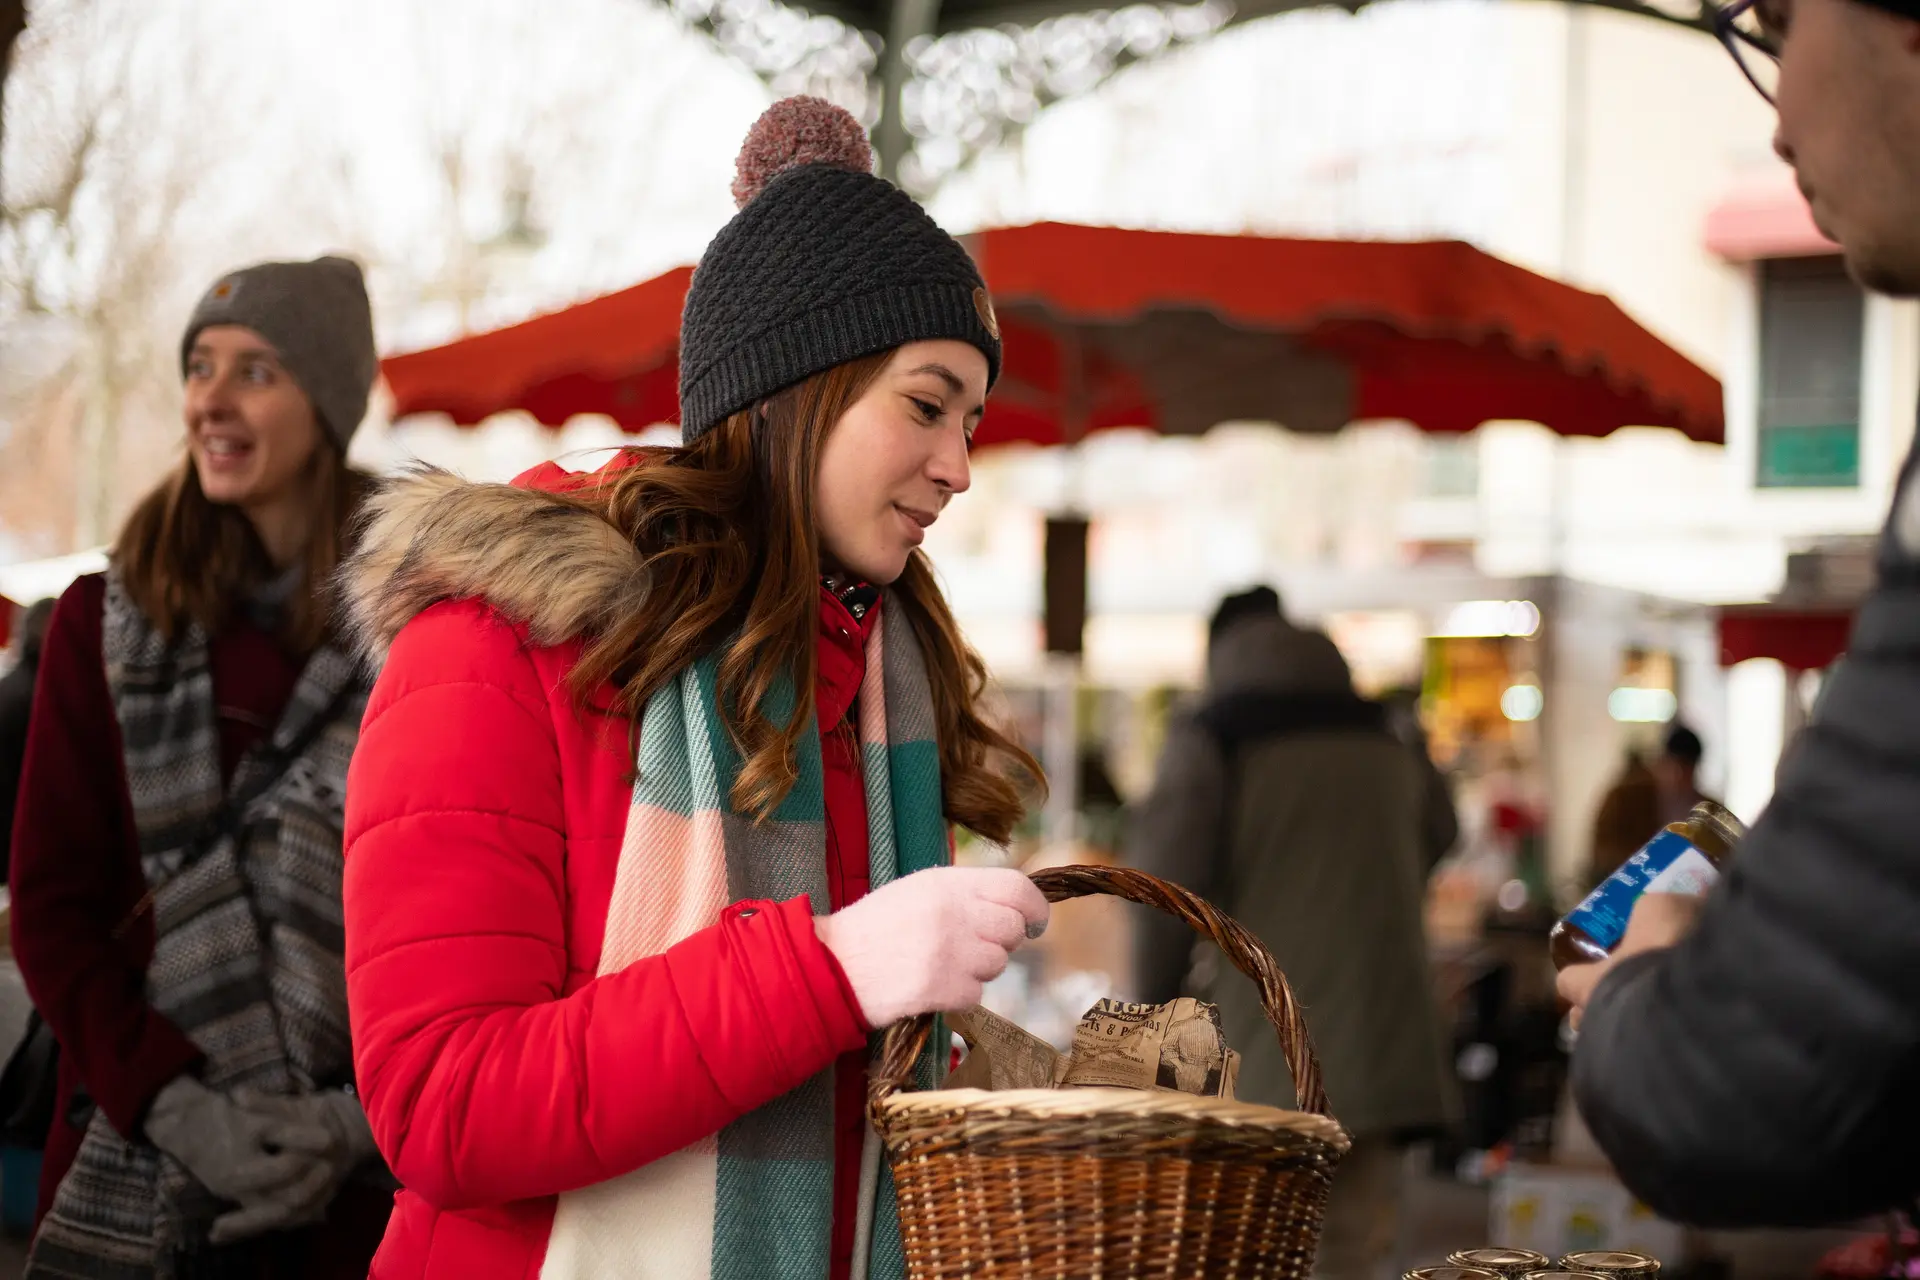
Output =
[{"x1": 340, "y1": 465, "x2": 650, "y2": 666}]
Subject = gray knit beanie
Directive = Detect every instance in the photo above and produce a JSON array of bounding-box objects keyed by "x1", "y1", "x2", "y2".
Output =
[
  {"x1": 180, "y1": 256, "x2": 377, "y2": 451},
  {"x1": 678, "y1": 97, "x2": 1002, "y2": 441}
]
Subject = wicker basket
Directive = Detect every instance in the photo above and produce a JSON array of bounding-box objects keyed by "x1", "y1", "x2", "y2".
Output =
[{"x1": 870, "y1": 864, "x2": 1352, "y2": 1279}]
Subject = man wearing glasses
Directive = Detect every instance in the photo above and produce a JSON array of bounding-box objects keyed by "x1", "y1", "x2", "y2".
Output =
[{"x1": 1557, "y1": 0, "x2": 1920, "y2": 1228}]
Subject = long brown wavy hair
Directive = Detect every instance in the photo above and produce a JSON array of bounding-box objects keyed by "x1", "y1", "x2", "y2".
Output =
[
  {"x1": 567, "y1": 350, "x2": 1042, "y2": 843},
  {"x1": 115, "y1": 445, "x2": 372, "y2": 654}
]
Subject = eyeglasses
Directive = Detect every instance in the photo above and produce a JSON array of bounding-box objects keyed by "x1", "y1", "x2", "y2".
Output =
[{"x1": 1715, "y1": 0, "x2": 1783, "y2": 104}]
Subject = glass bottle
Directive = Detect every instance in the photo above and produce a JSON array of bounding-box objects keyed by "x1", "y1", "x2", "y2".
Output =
[{"x1": 1551, "y1": 800, "x2": 1745, "y2": 970}]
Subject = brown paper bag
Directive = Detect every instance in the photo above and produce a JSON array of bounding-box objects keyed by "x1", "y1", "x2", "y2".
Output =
[{"x1": 945, "y1": 998, "x2": 1240, "y2": 1100}]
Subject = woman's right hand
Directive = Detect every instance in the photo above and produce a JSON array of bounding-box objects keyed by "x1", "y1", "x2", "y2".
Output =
[
  {"x1": 142, "y1": 1076, "x2": 334, "y2": 1206},
  {"x1": 814, "y1": 866, "x2": 1050, "y2": 1028}
]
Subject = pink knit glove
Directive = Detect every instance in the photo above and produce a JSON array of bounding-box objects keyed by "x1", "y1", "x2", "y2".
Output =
[{"x1": 814, "y1": 867, "x2": 1050, "y2": 1028}]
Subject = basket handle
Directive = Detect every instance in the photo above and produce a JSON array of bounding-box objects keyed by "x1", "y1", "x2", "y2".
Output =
[{"x1": 869, "y1": 864, "x2": 1331, "y2": 1117}]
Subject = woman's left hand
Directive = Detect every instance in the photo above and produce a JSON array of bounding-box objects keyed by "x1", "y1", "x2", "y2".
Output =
[{"x1": 207, "y1": 1089, "x2": 378, "y2": 1243}]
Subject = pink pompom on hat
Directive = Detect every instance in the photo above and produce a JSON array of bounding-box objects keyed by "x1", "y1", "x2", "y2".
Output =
[
  {"x1": 730, "y1": 95, "x2": 875, "y2": 209},
  {"x1": 679, "y1": 96, "x2": 1001, "y2": 439}
]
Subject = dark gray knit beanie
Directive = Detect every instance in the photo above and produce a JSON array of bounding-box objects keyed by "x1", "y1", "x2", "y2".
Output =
[
  {"x1": 180, "y1": 256, "x2": 377, "y2": 452},
  {"x1": 678, "y1": 97, "x2": 1002, "y2": 440}
]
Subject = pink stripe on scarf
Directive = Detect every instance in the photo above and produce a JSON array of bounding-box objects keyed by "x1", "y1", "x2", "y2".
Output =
[
  {"x1": 857, "y1": 609, "x2": 888, "y2": 747},
  {"x1": 598, "y1": 805, "x2": 730, "y2": 973}
]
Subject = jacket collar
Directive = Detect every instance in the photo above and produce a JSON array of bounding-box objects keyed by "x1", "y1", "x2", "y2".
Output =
[
  {"x1": 817, "y1": 581, "x2": 878, "y2": 730},
  {"x1": 340, "y1": 464, "x2": 887, "y2": 736},
  {"x1": 340, "y1": 464, "x2": 650, "y2": 666}
]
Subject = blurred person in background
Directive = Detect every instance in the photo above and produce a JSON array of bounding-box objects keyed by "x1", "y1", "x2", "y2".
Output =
[
  {"x1": 1586, "y1": 750, "x2": 1660, "y2": 890},
  {"x1": 334, "y1": 97, "x2": 1046, "y2": 1280},
  {"x1": 1077, "y1": 745, "x2": 1129, "y2": 855},
  {"x1": 1129, "y1": 586, "x2": 1457, "y2": 1280},
  {"x1": 1380, "y1": 685, "x2": 1461, "y2": 867},
  {"x1": 9, "y1": 257, "x2": 388, "y2": 1277},
  {"x1": 1586, "y1": 727, "x2": 1712, "y2": 889},
  {"x1": 1650, "y1": 721, "x2": 1713, "y2": 826},
  {"x1": 1, "y1": 597, "x2": 56, "y2": 879},
  {"x1": 1559, "y1": 0, "x2": 1920, "y2": 1228}
]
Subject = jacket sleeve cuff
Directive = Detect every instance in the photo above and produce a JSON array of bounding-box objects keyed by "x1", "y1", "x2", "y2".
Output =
[
  {"x1": 662, "y1": 896, "x2": 869, "y2": 1110},
  {"x1": 95, "y1": 1016, "x2": 205, "y2": 1138},
  {"x1": 800, "y1": 899, "x2": 871, "y2": 1038}
]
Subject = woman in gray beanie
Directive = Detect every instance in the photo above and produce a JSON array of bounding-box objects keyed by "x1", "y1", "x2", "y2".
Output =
[{"x1": 10, "y1": 257, "x2": 388, "y2": 1278}]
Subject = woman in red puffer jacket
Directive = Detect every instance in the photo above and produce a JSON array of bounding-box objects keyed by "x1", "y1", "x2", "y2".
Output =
[{"x1": 340, "y1": 97, "x2": 1047, "y2": 1280}]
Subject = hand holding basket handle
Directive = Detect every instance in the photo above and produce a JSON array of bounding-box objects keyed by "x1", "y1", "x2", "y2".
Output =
[
  {"x1": 815, "y1": 866, "x2": 1051, "y2": 1029},
  {"x1": 872, "y1": 864, "x2": 1330, "y2": 1117}
]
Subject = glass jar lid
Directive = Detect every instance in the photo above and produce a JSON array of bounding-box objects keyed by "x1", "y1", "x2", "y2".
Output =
[
  {"x1": 1559, "y1": 1252, "x2": 1660, "y2": 1276},
  {"x1": 1449, "y1": 1249, "x2": 1552, "y2": 1271}
]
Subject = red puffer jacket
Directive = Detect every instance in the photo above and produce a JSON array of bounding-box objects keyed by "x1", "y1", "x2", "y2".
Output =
[{"x1": 342, "y1": 464, "x2": 878, "y2": 1279}]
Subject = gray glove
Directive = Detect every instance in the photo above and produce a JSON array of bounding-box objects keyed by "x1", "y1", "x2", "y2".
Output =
[
  {"x1": 143, "y1": 1076, "x2": 334, "y2": 1206},
  {"x1": 207, "y1": 1089, "x2": 379, "y2": 1245}
]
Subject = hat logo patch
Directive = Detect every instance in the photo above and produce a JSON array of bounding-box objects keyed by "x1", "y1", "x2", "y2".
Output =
[
  {"x1": 210, "y1": 278, "x2": 238, "y2": 302},
  {"x1": 973, "y1": 287, "x2": 1000, "y2": 341}
]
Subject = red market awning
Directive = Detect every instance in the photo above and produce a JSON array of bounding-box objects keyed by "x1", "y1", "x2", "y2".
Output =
[
  {"x1": 383, "y1": 222, "x2": 1724, "y2": 447},
  {"x1": 1718, "y1": 606, "x2": 1853, "y2": 671},
  {"x1": 385, "y1": 266, "x2": 693, "y2": 431},
  {"x1": 974, "y1": 223, "x2": 1721, "y2": 445}
]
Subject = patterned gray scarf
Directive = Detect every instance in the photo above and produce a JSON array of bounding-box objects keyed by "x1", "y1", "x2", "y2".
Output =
[{"x1": 28, "y1": 571, "x2": 368, "y2": 1280}]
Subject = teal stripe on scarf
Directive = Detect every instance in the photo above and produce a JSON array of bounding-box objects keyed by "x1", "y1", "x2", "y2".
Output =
[
  {"x1": 689, "y1": 595, "x2": 945, "y2": 1280},
  {"x1": 882, "y1": 740, "x2": 945, "y2": 878},
  {"x1": 706, "y1": 645, "x2": 833, "y2": 1280}
]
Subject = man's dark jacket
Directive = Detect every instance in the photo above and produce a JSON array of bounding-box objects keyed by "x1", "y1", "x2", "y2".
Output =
[{"x1": 1575, "y1": 442, "x2": 1920, "y2": 1226}]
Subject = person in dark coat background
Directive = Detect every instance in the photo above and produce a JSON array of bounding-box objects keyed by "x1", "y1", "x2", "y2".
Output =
[
  {"x1": 0, "y1": 597, "x2": 56, "y2": 879},
  {"x1": 1128, "y1": 586, "x2": 1457, "y2": 1279},
  {"x1": 1559, "y1": 0, "x2": 1920, "y2": 1229}
]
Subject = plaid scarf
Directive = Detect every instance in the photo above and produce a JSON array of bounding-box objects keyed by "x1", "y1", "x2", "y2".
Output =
[
  {"x1": 28, "y1": 572, "x2": 368, "y2": 1280},
  {"x1": 539, "y1": 599, "x2": 947, "y2": 1280}
]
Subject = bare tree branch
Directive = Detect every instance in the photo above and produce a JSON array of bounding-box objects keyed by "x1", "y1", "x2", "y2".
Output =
[{"x1": 0, "y1": 0, "x2": 224, "y2": 550}]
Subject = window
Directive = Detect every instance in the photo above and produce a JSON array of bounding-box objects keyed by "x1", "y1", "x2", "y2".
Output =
[
  {"x1": 1756, "y1": 256, "x2": 1865, "y2": 489},
  {"x1": 1420, "y1": 433, "x2": 1480, "y2": 498}
]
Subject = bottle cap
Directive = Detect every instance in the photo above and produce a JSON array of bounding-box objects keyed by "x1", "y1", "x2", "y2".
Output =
[{"x1": 1688, "y1": 799, "x2": 1745, "y2": 852}]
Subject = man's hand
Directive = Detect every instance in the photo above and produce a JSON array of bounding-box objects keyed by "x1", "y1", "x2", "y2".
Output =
[{"x1": 1557, "y1": 892, "x2": 1706, "y2": 1027}]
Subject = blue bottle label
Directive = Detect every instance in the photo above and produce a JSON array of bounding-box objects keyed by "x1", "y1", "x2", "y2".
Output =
[{"x1": 1565, "y1": 829, "x2": 1721, "y2": 952}]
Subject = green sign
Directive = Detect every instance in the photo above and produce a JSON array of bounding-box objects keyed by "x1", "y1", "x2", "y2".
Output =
[{"x1": 1757, "y1": 422, "x2": 1859, "y2": 489}]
